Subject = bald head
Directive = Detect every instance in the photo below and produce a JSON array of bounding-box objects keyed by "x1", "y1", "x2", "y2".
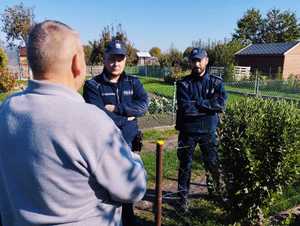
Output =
[
  {"x1": 27, "y1": 20, "x2": 86, "y2": 90},
  {"x1": 27, "y1": 20, "x2": 84, "y2": 79}
]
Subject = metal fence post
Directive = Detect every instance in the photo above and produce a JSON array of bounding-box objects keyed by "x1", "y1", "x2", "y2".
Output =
[
  {"x1": 155, "y1": 140, "x2": 164, "y2": 226},
  {"x1": 255, "y1": 70, "x2": 259, "y2": 96},
  {"x1": 172, "y1": 81, "x2": 177, "y2": 123}
]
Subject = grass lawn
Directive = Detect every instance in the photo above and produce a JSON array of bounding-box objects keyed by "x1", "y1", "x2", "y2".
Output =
[
  {"x1": 139, "y1": 77, "x2": 175, "y2": 98},
  {"x1": 139, "y1": 76, "x2": 246, "y2": 105}
]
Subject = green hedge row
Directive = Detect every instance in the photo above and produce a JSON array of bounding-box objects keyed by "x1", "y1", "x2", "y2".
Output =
[{"x1": 219, "y1": 98, "x2": 300, "y2": 225}]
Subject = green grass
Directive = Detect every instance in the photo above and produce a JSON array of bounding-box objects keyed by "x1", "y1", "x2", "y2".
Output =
[
  {"x1": 139, "y1": 76, "x2": 246, "y2": 106},
  {"x1": 268, "y1": 179, "x2": 300, "y2": 215},
  {"x1": 141, "y1": 128, "x2": 204, "y2": 184},
  {"x1": 139, "y1": 77, "x2": 175, "y2": 98},
  {"x1": 143, "y1": 128, "x2": 177, "y2": 141}
]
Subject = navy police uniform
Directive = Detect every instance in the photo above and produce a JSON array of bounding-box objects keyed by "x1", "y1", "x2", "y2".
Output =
[
  {"x1": 83, "y1": 70, "x2": 148, "y2": 146},
  {"x1": 176, "y1": 60, "x2": 227, "y2": 201},
  {"x1": 83, "y1": 40, "x2": 148, "y2": 226}
]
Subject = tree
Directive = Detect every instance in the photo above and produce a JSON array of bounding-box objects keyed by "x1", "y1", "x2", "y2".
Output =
[
  {"x1": 1, "y1": 2, "x2": 35, "y2": 47},
  {"x1": 233, "y1": 8, "x2": 263, "y2": 44},
  {"x1": 89, "y1": 24, "x2": 138, "y2": 65},
  {"x1": 262, "y1": 9, "x2": 300, "y2": 43},
  {"x1": 233, "y1": 8, "x2": 300, "y2": 44},
  {"x1": 149, "y1": 47, "x2": 161, "y2": 58},
  {"x1": 183, "y1": 47, "x2": 193, "y2": 59},
  {"x1": 83, "y1": 44, "x2": 93, "y2": 65}
]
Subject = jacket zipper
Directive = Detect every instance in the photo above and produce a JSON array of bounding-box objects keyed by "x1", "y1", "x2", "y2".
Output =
[{"x1": 116, "y1": 87, "x2": 120, "y2": 104}]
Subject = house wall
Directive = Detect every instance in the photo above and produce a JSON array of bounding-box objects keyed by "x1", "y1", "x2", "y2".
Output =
[
  {"x1": 235, "y1": 55, "x2": 284, "y2": 78},
  {"x1": 283, "y1": 44, "x2": 300, "y2": 79}
]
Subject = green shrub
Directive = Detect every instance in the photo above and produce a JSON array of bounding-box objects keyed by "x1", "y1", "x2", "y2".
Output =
[
  {"x1": 219, "y1": 98, "x2": 300, "y2": 225},
  {"x1": 0, "y1": 48, "x2": 8, "y2": 69},
  {"x1": 148, "y1": 96, "x2": 173, "y2": 114},
  {"x1": 163, "y1": 67, "x2": 188, "y2": 84},
  {"x1": 0, "y1": 68, "x2": 16, "y2": 92}
]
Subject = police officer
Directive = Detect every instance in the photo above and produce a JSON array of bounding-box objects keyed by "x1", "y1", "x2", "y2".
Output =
[
  {"x1": 83, "y1": 39, "x2": 149, "y2": 226},
  {"x1": 175, "y1": 48, "x2": 227, "y2": 211}
]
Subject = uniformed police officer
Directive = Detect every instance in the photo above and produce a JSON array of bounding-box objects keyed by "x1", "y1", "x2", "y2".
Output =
[
  {"x1": 175, "y1": 48, "x2": 227, "y2": 211},
  {"x1": 83, "y1": 39, "x2": 149, "y2": 226}
]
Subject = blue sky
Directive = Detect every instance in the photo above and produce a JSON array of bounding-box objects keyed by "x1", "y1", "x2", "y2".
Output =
[{"x1": 0, "y1": 0, "x2": 300, "y2": 51}]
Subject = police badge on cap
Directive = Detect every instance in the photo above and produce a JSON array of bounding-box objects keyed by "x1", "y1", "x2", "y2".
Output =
[
  {"x1": 189, "y1": 48, "x2": 207, "y2": 60},
  {"x1": 105, "y1": 40, "x2": 127, "y2": 55}
]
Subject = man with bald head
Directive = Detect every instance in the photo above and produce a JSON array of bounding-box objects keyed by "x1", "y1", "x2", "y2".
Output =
[{"x1": 0, "y1": 20, "x2": 147, "y2": 226}]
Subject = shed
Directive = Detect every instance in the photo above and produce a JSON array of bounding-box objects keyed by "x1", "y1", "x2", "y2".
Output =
[
  {"x1": 136, "y1": 51, "x2": 158, "y2": 65},
  {"x1": 235, "y1": 41, "x2": 300, "y2": 79}
]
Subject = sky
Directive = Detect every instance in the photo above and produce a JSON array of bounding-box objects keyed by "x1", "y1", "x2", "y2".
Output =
[{"x1": 0, "y1": 0, "x2": 300, "y2": 52}]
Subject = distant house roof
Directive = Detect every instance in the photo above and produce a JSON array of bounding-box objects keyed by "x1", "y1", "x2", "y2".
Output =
[
  {"x1": 235, "y1": 41, "x2": 300, "y2": 56},
  {"x1": 137, "y1": 51, "x2": 151, "y2": 58}
]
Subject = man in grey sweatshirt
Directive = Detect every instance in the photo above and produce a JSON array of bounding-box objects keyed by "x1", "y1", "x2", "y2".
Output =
[{"x1": 0, "y1": 20, "x2": 147, "y2": 226}]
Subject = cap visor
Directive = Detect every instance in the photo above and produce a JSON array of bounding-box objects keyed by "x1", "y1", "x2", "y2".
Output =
[{"x1": 190, "y1": 55, "x2": 205, "y2": 60}]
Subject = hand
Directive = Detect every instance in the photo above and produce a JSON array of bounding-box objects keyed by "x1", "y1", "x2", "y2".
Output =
[
  {"x1": 127, "y1": 116, "x2": 136, "y2": 121},
  {"x1": 105, "y1": 104, "x2": 116, "y2": 112}
]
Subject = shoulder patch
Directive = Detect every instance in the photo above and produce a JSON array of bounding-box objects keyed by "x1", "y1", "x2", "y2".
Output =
[{"x1": 210, "y1": 75, "x2": 223, "y2": 86}]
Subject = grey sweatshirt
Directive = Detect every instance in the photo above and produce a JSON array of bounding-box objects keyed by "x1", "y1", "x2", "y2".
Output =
[{"x1": 0, "y1": 80, "x2": 147, "y2": 226}]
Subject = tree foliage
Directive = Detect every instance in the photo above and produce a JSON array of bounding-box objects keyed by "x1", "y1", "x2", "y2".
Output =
[
  {"x1": 0, "y1": 48, "x2": 8, "y2": 69},
  {"x1": 88, "y1": 24, "x2": 138, "y2": 65},
  {"x1": 149, "y1": 47, "x2": 161, "y2": 58},
  {"x1": 1, "y1": 2, "x2": 35, "y2": 47},
  {"x1": 0, "y1": 68, "x2": 16, "y2": 92},
  {"x1": 262, "y1": 9, "x2": 300, "y2": 43},
  {"x1": 233, "y1": 8, "x2": 263, "y2": 44},
  {"x1": 233, "y1": 8, "x2": 300, "y2": 43}
]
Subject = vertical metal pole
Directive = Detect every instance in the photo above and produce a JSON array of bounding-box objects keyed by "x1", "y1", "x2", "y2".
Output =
[
  {"x1": 155, "y1": 140, "x2": 164, "y2": 226},
  {"x1": 255, "y1": 70, "x2": 258, "y2": 96},
  {"x1": 172, "y1": 81, "x2": 177, "y2": 123}
]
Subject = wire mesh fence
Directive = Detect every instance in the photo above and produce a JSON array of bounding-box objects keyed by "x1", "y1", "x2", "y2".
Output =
[
  {"x1": 125, "y1": 65, "x2": 172, "y2": 78},
  {"x1": 137, "y1": 137, "x2": 228, "y2": 226},
  {"x1": 225, "y1": 78, "x2": 300, "y2": 101}
]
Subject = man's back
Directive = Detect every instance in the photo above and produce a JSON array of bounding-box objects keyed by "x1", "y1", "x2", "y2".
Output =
[{"x1": 0, "y1": 80, "x2": 147, "y2": 226}]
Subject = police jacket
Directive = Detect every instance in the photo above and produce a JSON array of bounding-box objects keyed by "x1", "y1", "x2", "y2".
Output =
[
  {"x1": 83, "y1": 70, "x2": 149, "y2": 144},
  {"x1": 175, "y1": 72, "x2": 227, "y2": 133}
]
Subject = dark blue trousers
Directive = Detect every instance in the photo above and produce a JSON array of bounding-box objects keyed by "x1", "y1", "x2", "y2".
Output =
[{"x1": 177, "y1": 131, "x2": 220, "y2": 199}]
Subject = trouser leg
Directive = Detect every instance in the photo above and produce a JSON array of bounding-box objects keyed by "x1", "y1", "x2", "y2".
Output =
[
  {"x1": 122, "y1": 203, "x2": 136, "y2": 226},
  {"x1": 199, "y1": 132, "x2": 222, "y2": 195},
  {"x1": 177, "y1": 132, "x2": 197, "y2": 200}
]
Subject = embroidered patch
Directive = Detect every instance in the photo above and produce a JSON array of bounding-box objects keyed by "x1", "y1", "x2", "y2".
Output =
[
  {"x1": 116, "y1": 43, "x2": 121, "y2": 49},
  {"x1": 123, "y1": 90, "x2": 133, "y2": 95},
  {"x1": 102, "y1": 93, "x2": 115, "y2": 96}
]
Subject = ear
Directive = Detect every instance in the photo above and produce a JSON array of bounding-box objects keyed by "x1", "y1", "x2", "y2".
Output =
[
  {"x1": 205, "y1": 57, "x2": 209, "y2": 66},
  {"x1": 71, "y1": 53, "x2": 81, "y2": 78}
]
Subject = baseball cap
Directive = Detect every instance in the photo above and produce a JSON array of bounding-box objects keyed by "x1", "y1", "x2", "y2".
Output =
[
  {"x1": 105, "y1": 40, "x2": 127, "y2": 56},
  {"x1": 189, "y1": 48, "x2": 207, "y2": 60}
]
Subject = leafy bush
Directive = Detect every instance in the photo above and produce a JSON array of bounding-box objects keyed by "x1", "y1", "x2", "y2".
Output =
[
  {"x1": 219, "y1": 98, "x2": 300, "y2": 225},
  {"x1": 163, "y1": 67, "x2": 189, "y2": 84},
  {"x1": 0, "y1": 48, "x2": 8, "y2": 70},
  {"x1": 0, "y1": 68, "x2": 16, "y2": 92},
  {"x1": 148, "y1": 96, "x2": 173, "y2": 114}
]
